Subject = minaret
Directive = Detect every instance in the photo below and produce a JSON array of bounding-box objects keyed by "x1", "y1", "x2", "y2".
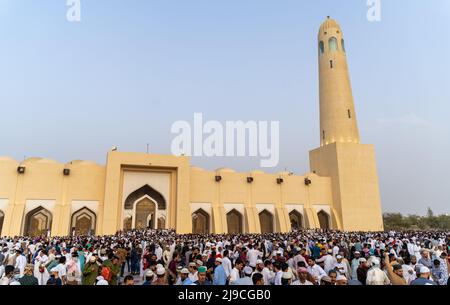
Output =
[
  {"x1": 309, "y1": 17, "x2": 384, "y2": 232},
  {"x1": 318, "y1": 17, "x2": 360, "y2": 146}
]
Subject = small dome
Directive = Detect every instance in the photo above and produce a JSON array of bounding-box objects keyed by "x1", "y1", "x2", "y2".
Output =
[
  {"x1": 69, "y1": 160, "x2": 102, "y2": 167},
  {"x1": 0, "y1": 156, "x2": 19, "y2": 164},
  {"x1": 215, "y1": 167, "x2": 235, "y2": 173},
  {"x1": 23, "y1": 157, "x2": 43, "y2": 163},
  {"x1": 249, "y1": 170, "x2": 265, "y2": 175},
  {"x1": 319, "y1": 16, "x2": 341, "y2": 34}
]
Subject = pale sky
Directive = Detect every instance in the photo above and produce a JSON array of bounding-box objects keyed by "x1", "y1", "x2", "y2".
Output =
[{"x1": 0, "y1": 0, "x2": 449, "y2": 215}]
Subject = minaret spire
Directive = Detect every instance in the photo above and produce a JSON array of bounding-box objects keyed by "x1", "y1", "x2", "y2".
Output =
[{"x1": 318, "y1": 17, "x2": 360, "y2": 146}]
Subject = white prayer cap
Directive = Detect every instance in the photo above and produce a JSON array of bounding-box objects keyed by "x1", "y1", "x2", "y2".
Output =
[
  {"x1": 336, "y1": 255, "x2": 343, "y2": 259},
  {"x1": 50, "y1": 267, "x2": 59, "y2": 273},
  {"x1": 420, "y1": 266, "x2": 430, "y2": 274},
  {"x1": 96, "y1": 276, "x2": 105, "y2": 281},
  {"x1": 156, "y1": 264, "x2": 163, "y2": 269},
  {"x1": 180, "y1": 268, "x2": 189, "y2": 274},
  {"x1": 215, "y1": 257, "x2": 222, "y2": 263},
  {"x1": 10, "y1": 281, "x2": 21, "y2": 285},
  {"x1": 144, "y1": 270, "x2": 154, "y2": 277},
  {"x1": 243, "y1": 266, "x2": 253, "y2": 275},
  {"x1": 256, "y1": 259, "x2": 263, "y2": 265},
  {"x1": 156, "y1": 267, "x2": 166, "y2": 275},
  {"x1": 336, "y1": 275, "x2": 347, "y2": 281},
  {"x1": 89, "y1": 256, "x2": 96, "y2": 262},
  {"x1": 196, "y1": 260, "x2": 203, "y2": 266},
  {"x1": 96, "y1": 280, "x2": 109, "y2": 285},
  {"x1": 359, "y1": 258, "x2": 367, "y2": 263},
  {"x1": 282, "y1": 272, "x2": 292, "y2": 280}
]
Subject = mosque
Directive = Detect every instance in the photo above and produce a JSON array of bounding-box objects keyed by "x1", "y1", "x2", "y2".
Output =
[{"x1": 0, "y1": 18, "x2": 384, "y2": 237}]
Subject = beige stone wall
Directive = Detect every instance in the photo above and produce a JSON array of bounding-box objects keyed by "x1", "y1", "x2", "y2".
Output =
[
  {"x1": 0, "y1": 151, "x2": 337, "y2": 236},
  {"x1": 0, "y1": 157, "x2": 105, "y2": 237},
  {"x1": 310, "y1": 143, "x2": 384, "y2": 231}
]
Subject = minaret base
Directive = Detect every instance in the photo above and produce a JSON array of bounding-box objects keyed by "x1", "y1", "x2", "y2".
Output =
[{"x1": 309, "y1": 142, "x2": 384, "y2": 232}]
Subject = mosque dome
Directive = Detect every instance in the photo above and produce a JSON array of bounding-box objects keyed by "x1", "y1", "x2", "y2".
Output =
[{"x1": 319, "y1": 16, "x2": 341, "y2": 35}]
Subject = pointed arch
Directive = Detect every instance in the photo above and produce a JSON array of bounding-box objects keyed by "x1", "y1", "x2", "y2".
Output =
[
  {"x1": 259, "y1": 209, "x2": 274, "y2": 233},
  {"x1": 124, "y1": 184, "x2": 166, "y2": 210},
  {"x1": 289, "y1": 210, "x2": 303, "y2": 230},
  {"x1": 157, "y1": 216, "x2": 166, "y2": 230},
  {"x1": 192, "y1": 209, "x2": 210, "y2": 234},
  {"x1": 24, "y1": 206, "x2": 52, "y2": 236},
  {"x1": 123, "y1": 216, "x2": 132, "y2": 231},
  {"x1": 71, "y1": 207, "x2": 96, "y2": 235},
  {"x1": 317, "y1": 210, "x2": 330, "y2": 229},
  {"x1": 135, "y1": 197, "x2": 156, "y2": 229},
  {"x1": 227, "y1": 209, "x2": 243, "y2": 234}
]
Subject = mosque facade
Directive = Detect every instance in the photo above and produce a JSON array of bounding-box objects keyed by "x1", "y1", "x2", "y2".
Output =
[{"x1": 0, "y1": 18, "x2": 384, "y2": 237}]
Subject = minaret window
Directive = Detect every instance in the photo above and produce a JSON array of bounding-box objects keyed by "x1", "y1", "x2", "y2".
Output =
[
  {"x1": 319, "y1": 41, "x2": 324, "y2": 55},
  {"x1": 330, "y1": 60, "x2": 333, "y2": 69},
  {"x1": 348, "y1": 109, "x2": 351, "y2": 118},
  {"x1": 341, "y1": 39, "x2": 346, "y2": 53},
  {"x1": 322, "y1": 130, "x2": 325, "y2": 140},
  {"x1": 329, "y1": 37, "x2": 338, "y2": 52}
]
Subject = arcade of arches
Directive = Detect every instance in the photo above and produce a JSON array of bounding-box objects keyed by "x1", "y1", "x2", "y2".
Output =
[
  {"x1": 187, "y1": 209, "x2": 331, "y2": 234},
  {"x1": 15, "y1": 204, "x2": 332, "y2": 237}
]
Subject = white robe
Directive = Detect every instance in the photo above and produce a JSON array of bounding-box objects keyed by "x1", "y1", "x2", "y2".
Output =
[{"x1": 34, "y1": 264, "x2": 50, "y2": 285}]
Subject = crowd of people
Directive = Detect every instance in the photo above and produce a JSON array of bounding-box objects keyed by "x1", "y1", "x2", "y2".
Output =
[{"x1": 0, "y1": 229, "x2": 448, "y2": 286}]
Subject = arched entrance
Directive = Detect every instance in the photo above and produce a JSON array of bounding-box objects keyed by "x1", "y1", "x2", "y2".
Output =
[
  {"x1": 123, "y1": 216, "x2": 132, "y2": 231},
  {"x1": 135, "y1": 198, "x2": 156, "y2": 229},
  {"x1": 192, "y1": 209, "x2": 209, "y2": 234},
  {"x1": 318, "y1": 210, "x2": 330, "y2": 229},
  {"x1": 157, "y1": 217, "x2": 165, "y2": 230},
  {"x1": 71, "y1": 207, "x2": 96, "y2": 235},
  {"x1": 24, "y1": 206, "x2": 52, "y2": 236},
  {"x1": 123, "y1": 185, "x2": 167, "y2": 231},
  {"x1": 0, "y1": 210, "x2": 4, "y2": 236},
  {"x1": 227, "y1": 209, "x2": 243, "y2": 234},
  {"x1": 289, "y1": 210, "x2": 303, "y2": 230},
  {"x1": 259, "y1": 210, "x2": 274, "y2": 233}
]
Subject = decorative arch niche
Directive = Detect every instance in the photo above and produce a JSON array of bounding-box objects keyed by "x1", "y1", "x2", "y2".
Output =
[
  {"x1": 124, "y1": 184, "x2": 166, "y2": 210},
  {"x1": 24, "y1": 206, "x2": 52, "y2": 236},
  {"x1": 259, "y1": 209, "x2": 274, "y2": 233},
  {"x1": 317, "y1": 210, "x2": 330, "y2": 229},
  {"x1": 71, "y1": 207, "x2": 96, "y2": 235},
  {"x1": 192, "y1": 209, "x2": 210, "y2": 234}
]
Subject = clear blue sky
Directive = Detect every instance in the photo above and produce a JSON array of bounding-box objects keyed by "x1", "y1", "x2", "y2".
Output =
[{"x1": 0, "y1": 0, "x2": 449, "y2": 215}]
